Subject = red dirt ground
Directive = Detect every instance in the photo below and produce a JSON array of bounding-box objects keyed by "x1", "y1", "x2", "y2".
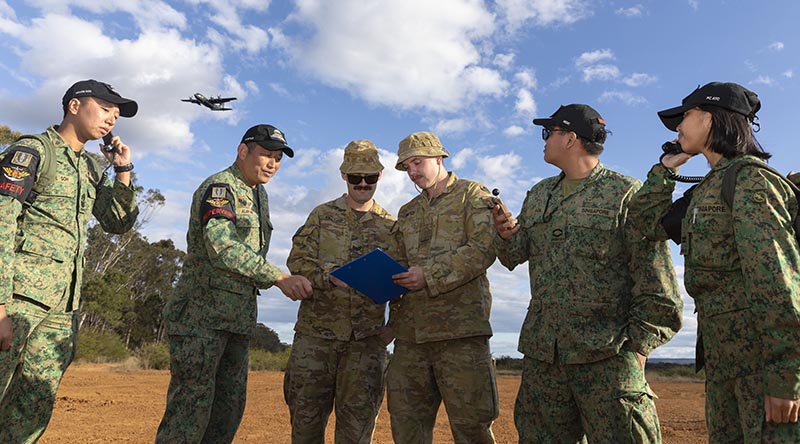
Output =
[{"x1": 40, "y1": 364, "x2": 706, "y2": 443}]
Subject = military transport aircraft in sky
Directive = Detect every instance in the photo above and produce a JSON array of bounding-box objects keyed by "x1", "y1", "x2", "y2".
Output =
[{"x1": 181, "y1": 93, "x2": 237, "y2": 111}]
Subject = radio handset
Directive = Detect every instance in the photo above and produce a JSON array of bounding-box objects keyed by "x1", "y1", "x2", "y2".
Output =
[{"x1": 660, "y1": 141, "x2": 703, "y2": 183}]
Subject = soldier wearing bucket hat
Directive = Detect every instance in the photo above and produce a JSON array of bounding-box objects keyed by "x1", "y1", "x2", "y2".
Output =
[
  {"x1": 492, "y1": 104, "x2": 682, "y2": 443},
  {"x1": 157, "y1": 124, "x2": 311, "y2": 443},
  {"x1": 388, "y1": 131, "x2": 499, "y2": 443},
  {"x1": 0, "y1": 79, "x2": 140, "y2": 442},
  {"x1": 629, "y1": 82, "x2": 800, "y2": 442},
  {"x1": 285, "y1": 139, "x2": 398, "y2": 443}
]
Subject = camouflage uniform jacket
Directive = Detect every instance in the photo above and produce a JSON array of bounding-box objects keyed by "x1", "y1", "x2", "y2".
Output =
[
  {"x1": 0, "y1": 126, "x2": 138, "y2": 310},
  {"x1": 287, "y1": 195, "x2": 397, "y2": 341},
  {"x1": 628, "y1": 156, "x2": 800, "y2": 399},
  {"x1": 164, "y1": 164, "x2": 282, "y2": 336},
  {"x1": 392, "y1": 172, "x2": 496, "y2": 343},
  {"x1": 493, "y1": 163, "x2": 682, "y2": 365}
]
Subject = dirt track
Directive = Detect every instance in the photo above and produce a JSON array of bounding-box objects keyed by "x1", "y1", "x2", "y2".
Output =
[{"x1": 40, "y1": 364, "x2": 706, "y2": 443}]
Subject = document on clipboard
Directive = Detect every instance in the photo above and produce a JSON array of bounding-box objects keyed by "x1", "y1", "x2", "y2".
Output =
[{"x1": 330, "y1": 248, "x2": 408, "y2": 304}]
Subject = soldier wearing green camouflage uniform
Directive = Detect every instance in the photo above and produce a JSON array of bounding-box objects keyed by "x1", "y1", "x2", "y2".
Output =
[
  {"x1": 0, "y1": 79, "x2": 140, "y2": 443},
  {"x1": 156, "y1": 124, "x2": 312, "y2": 444},
  {"x1": 388, "y1": 131, "x2": 499, "y2": 444},
  {"x1": 285, "y1": 140, "x2": 397, "y2": 443},
  {"x1": 492, "y1": 104, "x2": 683, "y2": 444},
  {"x1": 627, "y1": 82, "x2": 800, "y2": 443}
]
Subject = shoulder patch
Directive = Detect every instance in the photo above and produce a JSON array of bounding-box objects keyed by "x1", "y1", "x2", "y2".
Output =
[
  {"x1": 200, "y1": 183, "x2": 236, "y2": 225},
  {"x1": 0, "y1": 146, "x2": 41, "y2": 203}
]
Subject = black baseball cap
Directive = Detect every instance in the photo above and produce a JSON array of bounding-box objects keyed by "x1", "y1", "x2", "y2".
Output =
[
  {"x1": 62, "y1": 79, "x2": 138, "y2": 117},
  {"x1": 657, "y1": 82, "x2": 761, "y2": 131},
  {"x1": 532, "y1": 104, "x2": 606, "y2": 140},
  {"x1": 240, "y1": 124, "x2": 294, "y2": 158}
]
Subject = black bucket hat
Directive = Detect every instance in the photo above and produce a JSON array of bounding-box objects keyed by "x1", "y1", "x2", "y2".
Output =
[{"x1": 657, "y1": 82, "x2": 760, "y2": 131}]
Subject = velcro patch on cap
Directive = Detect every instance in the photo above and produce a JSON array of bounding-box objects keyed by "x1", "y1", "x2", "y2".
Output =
[
  {"x1": 200, "y1": 183, "x2": 236, "y2": 225},
  {"x1": 0, "y1": 147, "x2": 40, "y2": 203}
]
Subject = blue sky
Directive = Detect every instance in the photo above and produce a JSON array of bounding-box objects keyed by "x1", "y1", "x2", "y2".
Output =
[{"x1": 1, "y1": 0, "x2": 798, "y2": 358}]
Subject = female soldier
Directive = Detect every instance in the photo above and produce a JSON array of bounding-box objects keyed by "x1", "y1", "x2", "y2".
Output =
[{"x1": 628, "y1": 81, "x2": 800, "y2": 443}]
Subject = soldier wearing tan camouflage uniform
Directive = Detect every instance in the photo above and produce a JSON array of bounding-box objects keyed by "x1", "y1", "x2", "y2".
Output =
[
  {"x1": 628, "y1": 82, "x2": 800, "y2": 443},
  {"x1": 0, "y1": 79, "x2": 140, "y2": 443},
  {"x1": 492, "y1": 104, "x2": 683, "y2": 444},
  {"x1": 285, "y1": 140, "x2": 397, "y2": 443},
  {"x1": 156, "y1": 124, "x2": 312, "y2": 444},
  {"x1": 388, "y1": 131, "x2": 499, "y2": 444}
]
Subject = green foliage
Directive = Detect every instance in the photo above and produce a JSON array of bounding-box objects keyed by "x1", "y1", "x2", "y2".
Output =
[
  {"x1": 250, "y1": 323, "x2": 289, "y2": 353},
  {"x1": 0, "y1": 124, "x2": 22, "y2": 149},
  {"x1": 249, "y1": 348, "x2": 292, "y2": 371},
  {"x1": 75, "y1": 328, "x2": 130, "y2": 362},
  {"x1": 495, "y1": 356, "x2": 523, "y2": 372},
  {"x1": 136, "y1": 341, "x2": 171, "y2": 370}
]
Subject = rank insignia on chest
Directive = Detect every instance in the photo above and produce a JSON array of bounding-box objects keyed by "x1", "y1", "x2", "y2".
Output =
[
  {"x1": 2, "y1": 166, "x2": 30, "y2": 181},
  {"x1": 11, "y1": 151, "x2": 33, "y2": 167}
]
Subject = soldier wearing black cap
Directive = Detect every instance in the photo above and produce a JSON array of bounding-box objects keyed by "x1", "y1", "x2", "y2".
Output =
[
  {"x1": 629, "y1": 82, "x2": 800, "y2": 442},
  {"x1": 0, "y1": 79, "x2": 140, "y2": 442},
  {"x1": 492, "y1": 104, "x2": 683, "y2": 443},
  {"x1": 156, "y1": 124, "x2": 312, "y2": 444}
]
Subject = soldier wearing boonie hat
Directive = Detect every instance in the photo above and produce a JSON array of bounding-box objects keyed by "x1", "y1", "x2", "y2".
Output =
[
  {"x1": 157, "y1": 124, "x2": 312, "y2": 444},
  {"x1": 286, "y1": 139, "x2": 398, "y2": 443},
  {"x1": 388, "y1": 131, "x2": 499, "y2": 443},
  {"x1": 629, "y1": 82, "x2": 800, "y2": 442},
  {"x1": 492, "y1": 103, "x2": 682, "y2": 443},
  {"x1": 0, "y1": 79, "x2": 140, "y2": 442}
]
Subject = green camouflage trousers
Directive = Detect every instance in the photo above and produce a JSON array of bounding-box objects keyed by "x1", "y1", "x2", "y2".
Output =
[
  {"x1": 283, "y1": 333, "x2": 388, "y2": 444},
  {"x1": 386, "y1": 336, "x2": 498, "y2": 444},
  {"x1": 156, "y1": 330, "x2": 249, "y2": 444},
  {"x1": 515, "y1": 347, "x2": 660, "y2": 444},
  {"x1": 0, "y1": 295, "x2": 76, "y2": 444},
  {"x1": 705, "y1": 374, "x2": 800, "y2": 443}
]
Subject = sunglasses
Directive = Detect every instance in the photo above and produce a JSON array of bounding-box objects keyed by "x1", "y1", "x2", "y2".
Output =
[
  {"x1": 541, "y1": 128, "x2": 570, "y2": 141},
  {"x1": 346, "y1": 174, "x2": 379, "y2": 185}
]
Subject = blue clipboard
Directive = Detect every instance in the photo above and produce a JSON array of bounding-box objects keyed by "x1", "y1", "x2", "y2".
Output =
[{"x1": 330, "y1": 248, "x2": 408, "y2": 304}]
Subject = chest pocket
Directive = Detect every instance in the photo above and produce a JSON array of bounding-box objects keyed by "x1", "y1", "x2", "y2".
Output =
[
  {"x1": 684, "y1": 203, "x2": 737, "y2": 271},
  {"x1": 235, "y1": 212, "x2": 261, "y2": 247},
  {"x1": 567, "y1": 211, "x2": 617, "y2": 261}
]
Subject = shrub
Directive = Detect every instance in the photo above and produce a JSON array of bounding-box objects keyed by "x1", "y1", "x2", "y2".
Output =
[
  {"x1": 137, "y1": 341, "x2": 171, "y2": 370},
  {"x1": 646, "y1": 363, "x2": 705, "y2": 382},
  {"x1": 249, "y1": 348, "x2": 291, "y2": 371},
  {"x1": 75, "y1": 328, "x2": 129, "y2": 362}
]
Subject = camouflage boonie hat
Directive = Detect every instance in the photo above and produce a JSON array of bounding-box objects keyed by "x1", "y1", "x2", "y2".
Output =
[
  {"x1": 395, "y1": 131, "x2": 449, "y2": 170},
  {"x1": 340, "y1": 140, "x2": 384, "y2": 174}
]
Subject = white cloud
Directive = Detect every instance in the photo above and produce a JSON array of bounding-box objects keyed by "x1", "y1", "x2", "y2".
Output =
[
  {"x1": 493, "y1": 52, "x2": 515, "y2": 70},
  {"x1": 503, "y1": 125, "x2": 525, "y2": 137},
  {"x1": 450, "y1": 147, "x2": 475, "y2": 170},
  {"x1": 514, "y1": 68, "x2": 537, "y2": 89},
  {"x1": 188, "y1": 0, "x2": 271, "y2": 53},
  {"x1": 575, "y1": 48, "x2": 615, "y2": 66},
  {"x1": 496, "y1": 0, "x2": 591, "y2": 30},
  {"x1": 688, "y1": 0, "x2": 699, "y2": 11},
  {"x1": 615, "y1": 5, "x2": 643, "y2": 17},
  {"x1": 279, "y1": 0, "x2": 506, "y2": 112},
  {"x1": 598, "y1": 90, "x2": 647, "y2": 106},
  {"x1": 768, "y1": 41, "x2": 784, "y2": 51},
  {"x1": 622, "y1": 72, "x2": 657, "y2": 87},
  {"x1": 752, "y1": 75, "x2": 776, "y2": 86},
  {"x1": 515, "y1": 88, "x2": 536, "y2": 115},
  {"x1": 434, "y1": 118, "x2": 471, "y2": 136},
  {"x1": 581, "y1": 64, "x2": 621, "y2": 82},
  {"x1": 783, "y1": 70, "x2": 794, "y2": 79}
]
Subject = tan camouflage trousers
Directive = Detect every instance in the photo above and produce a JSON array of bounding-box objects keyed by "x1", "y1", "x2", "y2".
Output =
[
  {"x1": 515, "y1": 348, "x2": 660, "y2": 444},
  {"x1": 283, "y1": 333, "x2": 388, "y2": 444},
  {"x1": 386, "y1": 336, "x2": 498, "y2": 444},
  {"x1": 0, "y1": 295, "x2": 76, "y2": 444},
  {"x1": 156, "y1": 330, "x2": 249, "y2": 444},
  {"x1": 705, "y1": 374, "x2": 800, "y2": 443}
]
